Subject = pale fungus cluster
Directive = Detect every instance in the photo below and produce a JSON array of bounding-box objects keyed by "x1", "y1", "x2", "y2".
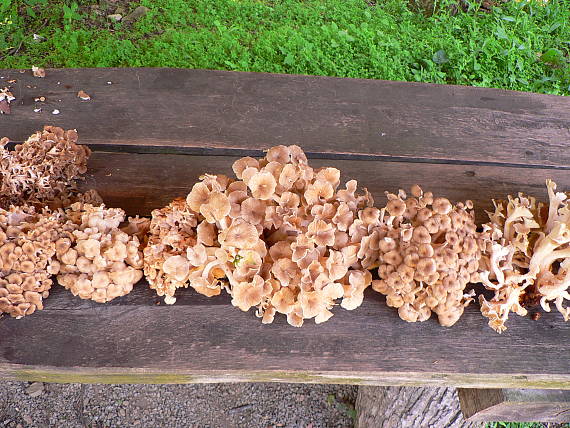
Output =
[
  {"x1": 479, "y1": 180, "x2": 570, "y2": 332},
  {"x1": 368, "y1": 185, "x2": 480, "y2": 327},
  {"x1": 0, "y1": 205, "x2": 63, "y2": 318},
  {"x1": 0, "y1": 127, "x2": 147, "y2": 318},
  {"x1": 144, "y1": 145, "x2": 374, "y2": 326},
  {"x1": 2, "y1": 126, "x2": 569, "y2": 334},
  {"x1": 54, "y1": 203, "x2": 147, "y2": 303}
]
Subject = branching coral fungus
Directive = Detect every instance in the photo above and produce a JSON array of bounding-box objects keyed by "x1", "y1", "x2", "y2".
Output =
[
  {"x1": 479, "y1": 180, "x2": 570, "y2": 332},
  {"x1": 369, "y1": 186, "x2": 480, "y2": 327},
  {"x1": 0, "y1": 126, "x2": 92, "y2": 209},
  {"x1": 144, "y1": 146, "x2": 374, "y2": 326},
  {"x1": 0, "y1": 205, "x2": 64, "y2": 317},
  {"x1": 53, "y1": 203, "x2": 146, "y2": 303}
]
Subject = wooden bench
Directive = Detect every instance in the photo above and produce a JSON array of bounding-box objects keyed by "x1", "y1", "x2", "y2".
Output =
[{"x1": 1, "y1": 68, "x2": 569, "y2": 422}]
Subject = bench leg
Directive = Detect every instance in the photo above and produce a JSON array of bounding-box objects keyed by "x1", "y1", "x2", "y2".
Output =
[{"x1": 356, "y1": 386, "x2": 481, "y2": 428}]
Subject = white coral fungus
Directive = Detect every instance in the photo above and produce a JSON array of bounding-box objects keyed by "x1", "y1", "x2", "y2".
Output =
[{"x1": 479, "y1": 180, "x2": 570, "y2": 332}]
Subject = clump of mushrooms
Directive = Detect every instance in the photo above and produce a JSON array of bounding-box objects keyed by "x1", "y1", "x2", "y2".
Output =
[
  {"x1": 369, "y1": 185, "x2": 480, "y2": 327},
  {"x1": 144, "y1": 175, "x2": 266, "y2": 303},
  {"x1": 227, "y1": 146, "x2": 375, "y2": 326},
  {"x1": 144, "y1": 145, "x2": 374, "y2": 326},
  {"x1": 144, "y1": 198, "x2": 205, "y2": 303},
  {"x1": 0, "y1": 127, "x2": 148, "y2": 314},
  {"x1": 479, "y1": 180, "x2": 570, "y2": 332},
  {"x1": 0, "y1": 126, "x2": 94, "y2": 209},
  {"x1": 0, "y1": 205, "x2": 64, "y2": 318},
  {"x1": 54, "y1": 202, "x2": 147, "y2": 303}
]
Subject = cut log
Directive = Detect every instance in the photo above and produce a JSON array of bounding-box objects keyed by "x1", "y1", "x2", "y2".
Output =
[
  {"x1": 458, "y1": 388, "x2": 570, "y2": 423},
  {"x1": 356, "y1": 386, "x2": 483, "y2": 428}
]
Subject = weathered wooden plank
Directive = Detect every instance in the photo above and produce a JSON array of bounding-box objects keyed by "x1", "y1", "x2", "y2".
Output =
[
  {"x1": 1, "y1": 286, "x2": 569, "y2": 387},
  {"x1": 1, "y1": 155, "x2": 570, "y2": 386},
  {"x1": 458, "y1": 388, "x2": 570, "y2": 422},
  {"x1": 1, "y1": 68, "x2": 569, "y2": 167},
  {"x1": 83, "y1": 152, "x2": 570, "y2": 225}
]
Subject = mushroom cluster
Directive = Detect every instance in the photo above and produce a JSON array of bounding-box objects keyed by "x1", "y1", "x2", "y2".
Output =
[
  {"x1": 54, "y1": 202, "x2": 147, "y2": 303},
  {"x1": 479, "y1": 180, "x2": 570, "y2": 332},
  {"x1": 144, "y1": 146, "x2": 375, "y2": 326},
  {"x1": 369, "y1": 185, "x2": 480, "y2": 327},
  {"x1": 5, "y1": 126, "x2": 569, "y2": 332},
  {"x1": 144, "y1": 198, "x2": 205, "y2": 302},
  {"x1": 0, "y1": 127, "x2": 147, "y2": 317},
  {"x1": 0, "y1": 205, "x2": 64, "y2": 317},
  {"x1": 0, "y1": 125, "x2": 92, "y2": 209}
]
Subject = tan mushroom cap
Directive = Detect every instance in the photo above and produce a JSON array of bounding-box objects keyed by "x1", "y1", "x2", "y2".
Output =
[
  {"x1": 186, "y1": 182, "x2": 211, "y2": 213},
  {"x1": 247, "y1": 171, "x2": 277, "y2": 200},
  {"x1": 231, "y1": 275, "x2": 270, "y2": 311},
  {"x1": 386, "y1": 199, "x2": 406, "y2": 216},
  {"x1": 200, "y1": 191, "x2": 231, "y2": 223},
  {"x1": 266, "y1": 145, "x2": 291, "y2": 164},
  {"x1": 232, "y1": 157, "x2": 259, "y2": 179}
]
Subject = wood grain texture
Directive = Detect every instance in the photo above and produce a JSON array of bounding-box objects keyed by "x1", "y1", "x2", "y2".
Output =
[
  {"x1": 1, "y1": 286, "x2": 570, "y2": 387},
  {"x1": 458, "y1": 389, "x2": 570, "y2": 422},
  {"x1": 356, "y1": 386, "x2": 481, "y2": 428},
  {"x1": 1, "y1": 68, "x2": 569, "y2": 167}
]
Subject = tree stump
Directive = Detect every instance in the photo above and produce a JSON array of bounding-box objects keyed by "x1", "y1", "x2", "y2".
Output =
[{"x1": 356, "y1": 386, "x2": 483, "y2": 428}]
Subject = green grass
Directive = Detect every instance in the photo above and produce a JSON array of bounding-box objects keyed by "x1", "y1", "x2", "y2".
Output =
[
  {"x1": 1, "y1": 0, "x2": 569, "y2": 95},
  {"x1": 487, "y1": 423, "x2": 570, "y2": 428}
]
